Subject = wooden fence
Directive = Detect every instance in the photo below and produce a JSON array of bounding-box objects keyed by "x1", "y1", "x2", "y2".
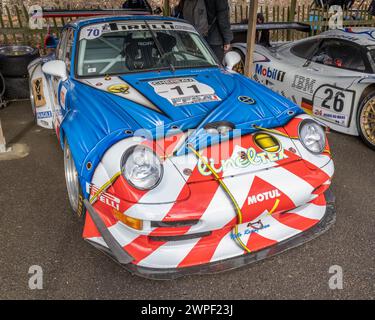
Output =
[
  {"x1": 232, "y1": 1, "x2": 375, "y2": 42},
  {"x1": 0, "y1": 5, "x2": 72, "y2": 49},
  {"x1": 1, "y1": 2, "x2": 375, "y2": 49}
]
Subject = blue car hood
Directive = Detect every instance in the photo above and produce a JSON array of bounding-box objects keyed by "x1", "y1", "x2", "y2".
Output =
[
  {"x1": 67, "y1": 68, "x2": 302, "y2": 181},
  {"x1": 75, "y1": 67, "x2": 301, "y2": 137}
]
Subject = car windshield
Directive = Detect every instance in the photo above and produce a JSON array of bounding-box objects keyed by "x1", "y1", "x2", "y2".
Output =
[{"x1": 76, "y1": 20, "x2": 218, "y2": 76}]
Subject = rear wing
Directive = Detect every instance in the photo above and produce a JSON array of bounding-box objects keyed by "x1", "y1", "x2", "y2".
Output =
[
  {"x1": 33, "y1": 8, "x2": 152, "y2": 19},
  {"x1": 231, "y1": 22, "x2": 311, "y2": 33}
]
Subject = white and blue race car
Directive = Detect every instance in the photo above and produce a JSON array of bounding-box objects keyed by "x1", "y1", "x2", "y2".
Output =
[
  {"x1": 28, "y1": 15, "x2": 335, "y2": 279},
  {"x1": 233, "y1": 27, "x2": 375, "y2": 150}
]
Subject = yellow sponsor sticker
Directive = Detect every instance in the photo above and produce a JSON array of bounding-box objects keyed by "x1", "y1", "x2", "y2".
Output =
[{"x1": 107, "y1": 84, "x2": 130, "y2": 94}]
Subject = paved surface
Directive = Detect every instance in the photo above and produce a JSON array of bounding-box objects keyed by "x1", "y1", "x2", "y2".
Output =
[{"x1": 0, "y1": 101, "x2": 374, "y2": 300}]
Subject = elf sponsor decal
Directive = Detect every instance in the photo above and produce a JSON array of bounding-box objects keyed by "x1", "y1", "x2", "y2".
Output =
[
  {"x1": 149, "y1": 78, "x2": 221, "y2": 106},
  {"x1": 198, "y1": 146, "x2": 286, "y2": 176},
  {"x1": 255, "y1": 64, "x2": 286, "y2": 82},
  {"x1": 32, "y1": 77, "x2": 46, "y2": 107},
  {"x1": 292, "y1": 75, "x2": 316, "y2": 94},
  {"x1": 87, "y1": 183, "x2": 120, "y2": 211},
  {"x1": 247, "y1": 189, "x2": 281, "y2": 205},
  {"x1": 312, "y1": 84, "x2": 355, "y2": 127}
]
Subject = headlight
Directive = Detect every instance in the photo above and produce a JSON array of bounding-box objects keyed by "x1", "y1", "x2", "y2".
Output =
[
  {"x1": 299, "y1": 119, "x2": 326, "y2": 154},
  {"x1": 204, "y1": 121, "x2": 234, "y2": 136},
  {"x1": 121, "y1": 145, "x2": 163, "y2": 190}
]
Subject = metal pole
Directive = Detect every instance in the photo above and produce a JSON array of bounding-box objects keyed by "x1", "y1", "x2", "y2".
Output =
[
  {"x1": 288, "y1": 0, "x2": 297, "y2": 40},
  {"x1": 0, "y1": 119, "x2": 7, "y2": 153},
  {"x1": 244, "y1": 0, "x2": 258, "y2": 78},
  {"x1": 163, "y1": 0, "x2": 170, "y2": 16}
]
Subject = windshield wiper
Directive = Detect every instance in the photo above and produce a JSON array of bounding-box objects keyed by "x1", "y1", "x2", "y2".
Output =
[{"x1": 144, "y1": 20, "x2": 175, "y2": 73}]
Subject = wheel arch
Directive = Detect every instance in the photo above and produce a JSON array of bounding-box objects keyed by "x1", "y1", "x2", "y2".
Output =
[
  {"x1": 355, "y1": 83, "x2": 375, "y2": 149},
  {"x1": 358, "y1": 83, "x2": 375, "y2": 107}
]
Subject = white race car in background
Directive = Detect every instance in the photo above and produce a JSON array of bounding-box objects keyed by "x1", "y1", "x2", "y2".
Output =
[{"x1": 232, "y1": 28, "x2": 375, "y2": 150}]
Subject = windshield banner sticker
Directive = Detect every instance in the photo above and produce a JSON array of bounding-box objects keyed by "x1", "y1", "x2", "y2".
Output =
[{"x1": 149, "y1": 78, "x2": 221, "y2": 106}]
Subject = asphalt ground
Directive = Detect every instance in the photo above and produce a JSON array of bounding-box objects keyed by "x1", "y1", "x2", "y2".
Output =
[{"x1": 0, "y1": 100, "x2": 374, "y2": 300}]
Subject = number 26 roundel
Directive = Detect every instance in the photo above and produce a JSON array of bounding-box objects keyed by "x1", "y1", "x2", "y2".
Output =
[{"x1": 312, "y1": 84, "x2": 355, "y2": 127}]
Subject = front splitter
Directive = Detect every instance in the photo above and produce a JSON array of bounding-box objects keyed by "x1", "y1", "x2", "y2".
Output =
[{"x1": 86, "y1": 190, "x2": 336, "y2": 280}]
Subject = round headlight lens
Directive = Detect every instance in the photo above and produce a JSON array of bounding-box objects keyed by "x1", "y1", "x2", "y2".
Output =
[
  {"x1": 204, "y1": 121, "x2": 234, "y2": 136},
  {"x1": 299, "y1": 120, "x2": 326, "y2": 154},
  {"x1": 121, "y1": 145, "x2": 163, "y2": 190}
]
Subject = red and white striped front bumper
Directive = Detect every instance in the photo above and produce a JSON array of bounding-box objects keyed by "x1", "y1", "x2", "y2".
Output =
[{"x1": 82, "y1": 115, "x2": 335, "y2": 278}]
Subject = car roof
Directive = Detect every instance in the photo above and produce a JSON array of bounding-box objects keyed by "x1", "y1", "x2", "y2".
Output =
[
  {"x1": 67, "y1": 15, "x2": 186, "y2": 29},
  {"x1": 320, "y1": 28, "x2": 375, "y2": 47}
]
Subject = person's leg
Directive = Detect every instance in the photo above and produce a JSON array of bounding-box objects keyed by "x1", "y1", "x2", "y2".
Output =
[{"x1": 210, "y1": 45, "x2": 224, "y2": 63}]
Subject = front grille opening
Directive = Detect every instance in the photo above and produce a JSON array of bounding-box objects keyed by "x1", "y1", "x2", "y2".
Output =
[
  {"x1": 151, "y1": 219, "x2": 199, "y2": 228},
  {"x1": 149, "y1": 231, "x2": 212, "y2": 242}
]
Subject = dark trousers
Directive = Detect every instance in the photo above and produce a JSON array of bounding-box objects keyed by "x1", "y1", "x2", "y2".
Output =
[{"x1": 210, "y1": 45, "x2": 224, "y2": 63}]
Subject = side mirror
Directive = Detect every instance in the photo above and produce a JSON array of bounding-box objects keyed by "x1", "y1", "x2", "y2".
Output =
[
  {"x1": 224, "y1": 51, "x2": 241, "y2": 71},
  {"x1": 42, "y1": 60, "x2": 67, "y2": 81}
]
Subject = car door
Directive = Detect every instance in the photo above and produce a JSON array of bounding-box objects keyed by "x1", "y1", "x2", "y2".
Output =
[{"x1": 292, "y1": 38, "x2": 370, "y2": 128}]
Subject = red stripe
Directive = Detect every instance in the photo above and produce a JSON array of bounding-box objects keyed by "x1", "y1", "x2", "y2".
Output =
[
  {"x1": 149, "y1": 226, "x2": 191, "y2": 237},
  {"x1": 163, "y1": 171, "x2": 221, "y2": 221},
  {"x1": 309, "y1": 193, "x2": 326, "y2": 206},
  {"x1": 82, "y1": 202, "x2": 118, "y2": 239},
  {"x1": 177, "y1": 218, "x2": 236, "y2": 268},
  {"x1": 279, "y1": 150, "x2": 330, "y2": 189},
  {"x1": 272, "y1": 212, "x2": 319, "y2": 231},
  {"x1": 109, "y1": 175, "x2": 147, "y2": 208},
  {"x1": 124, "y1": 236, "x2": 166, "y2": 264},
  {"x1": 245, "y1": 232, "x2": 278, "y2": 252}
]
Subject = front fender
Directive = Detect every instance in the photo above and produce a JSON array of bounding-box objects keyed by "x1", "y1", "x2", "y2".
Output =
[{"x1": 28, "y1": 59, "x2": 54, "y2": 129}]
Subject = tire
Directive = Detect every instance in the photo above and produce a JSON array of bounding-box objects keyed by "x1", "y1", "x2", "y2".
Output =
[
  {"x1": 0, "y1": 72, "x2": 6, "y2": 109},
  {"x1": 0, "y1": 72, "x2": 5, "y2": 97},
  {"x1": 64, "y1": 139, "x2": 85, "y2": 217},
  {"x1": 357, "y1": 91, "x2": 375, "y2": 150},
  {"x1": 3, "y1": 76, "x2": 30, "y2": 100},
  {"x1": 0, "y1": 46, "x2": 40, "y2": 78},
  {"x1": 233, "y1": 49, "x2": 245, "y2": 75}
]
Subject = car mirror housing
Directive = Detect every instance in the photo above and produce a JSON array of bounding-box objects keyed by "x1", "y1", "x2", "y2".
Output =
[
  {"x1": 42, "y1": 60, "x2": 67, "y2": 81},
  {"x1": 224, "y1": 51, "x2": 241, "y2": 71}
]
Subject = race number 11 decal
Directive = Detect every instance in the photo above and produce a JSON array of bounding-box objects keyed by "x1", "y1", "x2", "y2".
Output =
[
  {"x1": 149, "y1": 78, "x2": 221, "y2": 106},
  {"x1": 313, "y1": 85, "x2": 355, "y2": 127}
]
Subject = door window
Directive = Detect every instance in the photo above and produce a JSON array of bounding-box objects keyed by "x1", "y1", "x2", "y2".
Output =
[
  {"x1": 311, "y1": 39, "x2": 368, "y2": 72},
  {"x1": 56, "y1": 30, "x2": 67, "y2": 61},
  {"x1": 64, "y1": 29, "x2": 74, "y2": 72},
  {"x1": 290, "y1": 38, "x2": 321, "y2": 59}
]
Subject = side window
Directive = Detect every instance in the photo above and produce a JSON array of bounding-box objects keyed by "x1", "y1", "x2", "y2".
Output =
[
  {"x1": 64, "y1": 29, "x2": 74, "y2": 72},
  {"x1": 290, "y1": 38, "x2": 321, "y2": 59},
  {"x1": 56, "y1": 30, "x2": 67, "y2": 61},
  {"x1": 311, "y1": 39, "x2": 367, "y2": 72}
]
